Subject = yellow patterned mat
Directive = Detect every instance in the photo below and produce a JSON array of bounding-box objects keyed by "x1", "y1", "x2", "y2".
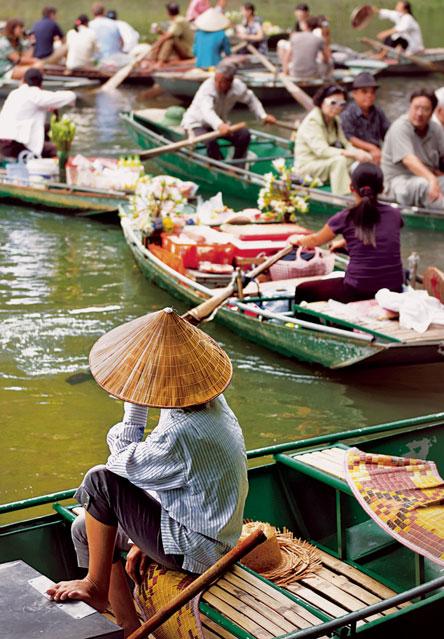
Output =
[
  {"x1": 345, "y1": 447, "x2": 444, "y2": 566},
  {"x1": 135, "y1": 563, "x2": 203, "y2": 639}
]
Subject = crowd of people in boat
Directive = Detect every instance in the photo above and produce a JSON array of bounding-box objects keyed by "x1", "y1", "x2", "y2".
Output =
[{"x1": 0, "y1": 1, "x2": 428, "y2": 76}]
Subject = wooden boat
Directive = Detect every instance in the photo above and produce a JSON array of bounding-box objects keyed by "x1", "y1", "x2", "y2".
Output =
[
  {"x1": 152, "y1": 68, "x2": 361, "y2": 105},
  {"x1": 0, "y1": 177, "x2": 127, "y2": 216},
  {"x1": 1, "y1": 412, "x2": 443, "y2": 637},
  {"x1": 122, "y1": 109, "x2": 444, "y2": 232},
  {"x1": 346, "y1": 48, "x2": 444, "y2": 77},
  {"x1": 120, "y1": 211, "x2": 444, "y2": 368},
  {"x1": 43, "y1": 63, "x2": 155, "y2": 86},
  {"x1": 0, "y1": 76, "x2": 100, "y2": 98}
]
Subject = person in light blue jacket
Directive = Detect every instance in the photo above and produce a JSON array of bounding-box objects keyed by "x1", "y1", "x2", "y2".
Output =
[{"x1": 193, "y1": 7, "x2": 231, "y2": 68}]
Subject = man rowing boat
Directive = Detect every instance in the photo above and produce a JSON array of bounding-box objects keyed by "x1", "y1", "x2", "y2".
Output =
[
  {"x1": 181, "y1": 60, "x2": 277, "y2": 166},
  {"x1": 47, "y1": 309, "x2": 248, "y2": 637}
]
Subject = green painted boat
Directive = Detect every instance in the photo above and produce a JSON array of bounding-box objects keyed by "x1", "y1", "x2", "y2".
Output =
[
  {"x1": 1, "y1": 412, "x2": 444, "y2": 637},
  {"x1": 0, "y1": 179, "x2": 128, "y2": 216},
  {"x1": 122, "y1": 109, "x2": 444, "y2": 232},
  {"x1": 121, "y1": 213, "x2": 444, "y2": 369}
]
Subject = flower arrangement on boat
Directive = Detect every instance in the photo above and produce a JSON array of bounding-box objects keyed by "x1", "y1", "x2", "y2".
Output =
[
  {"x1": 126, "y1": 175, "x2": 197, "y2": 239},
  {"x1": 258, "y1": 158, "x2": 311, "y2": 222}
]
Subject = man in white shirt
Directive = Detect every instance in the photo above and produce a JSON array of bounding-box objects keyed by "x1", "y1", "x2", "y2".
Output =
[
  {"x1": 433, "y1": 87, "x2": 444, "y2": 130},
  {"x1": 182, "y1": 62, "x2": 276, "y2": 164},
  {"x1": 89, "y1": 2, "x2": 124, "y2": 61},
  {"x1": 374, "y1": 2, "x2": 424, "y2": 55},
  {"x1": 0, "y1": 68, "x2": 75, "y2": 158},
  {"x1": 66, "y1": 15, "x2": 99, "y2": 70},
  {"x1": 106, "y1": 10, "x2": 140, "y2": 54}
]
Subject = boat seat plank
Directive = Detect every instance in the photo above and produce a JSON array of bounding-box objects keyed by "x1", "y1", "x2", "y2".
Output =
[
  {"x1": 291, "y1": 446, "x2": 347, "y2": 479},
  {"x1": 201, "y1": 618, "x2": 238, "y2": 639},
  {"x1": 215, "y1": 579, "x2": 298, "y2": 632},
  {"x1": 202, "y1": 591, "x2": 274, "y2": 639},
  {"x1": 285, "y1": 583, "x2": 351, "y2": 618},
  {"x1": 304, "y1": 301, "x2": 444, "y2": 344}
]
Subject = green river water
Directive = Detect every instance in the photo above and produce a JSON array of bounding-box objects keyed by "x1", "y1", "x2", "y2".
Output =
[{"x1": 1, "y1": 10, "x2": 444, "y2": 511}]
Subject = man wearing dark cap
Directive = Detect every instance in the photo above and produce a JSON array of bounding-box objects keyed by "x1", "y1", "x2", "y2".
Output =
[
  {"x1": 340, "y1": 72, "x2": 390, "y2": 165},
  {"x1": 0, "y1": 69, "x2": 75, "y2": 159},
  {"x1": 181, "y1": 61, "x2": 276, "y2": 164}
]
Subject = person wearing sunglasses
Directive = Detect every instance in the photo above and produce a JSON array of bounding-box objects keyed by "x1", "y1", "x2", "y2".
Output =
[{"x1": 294, "y1": 84, "x2": 371, "y2": 195}]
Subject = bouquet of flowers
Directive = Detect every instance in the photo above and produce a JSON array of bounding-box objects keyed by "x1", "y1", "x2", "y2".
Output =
[
  {"x1": 225, "y1": 10, "x2": 242, "y2": 24},
  {"x1": 262, "y1": 21, "x2": 282, "y2": 36},
  {"x1": 126, "y1": 175, "x2": 197, "y2": 238},
  {"x1": 257, "y1": 158, "x2": 312, "y2": 222}
]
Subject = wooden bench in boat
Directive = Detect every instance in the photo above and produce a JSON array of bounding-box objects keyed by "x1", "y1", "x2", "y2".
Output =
[{"x1": 199, "y1": 558, "x2": 407, "y2": 638}]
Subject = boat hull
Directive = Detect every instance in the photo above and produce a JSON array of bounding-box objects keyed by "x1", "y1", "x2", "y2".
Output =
[
  {"x1": 122, "y1": 217, "x2": 444, "y2": 368},
  {"x1": 123, "y1": 111, "x2": 444, "y2": 232},
  {"x1": 0, "y1": 181, "x2": 126, "y2": 216},
  {"x1": 1, "y1": 414, "x2": 444, "y2": 636}
]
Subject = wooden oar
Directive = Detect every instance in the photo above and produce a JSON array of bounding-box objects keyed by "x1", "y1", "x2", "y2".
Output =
[
  {"x1": 274, "y1": 118, "x2": 300, "y2": 133},
  {"x1": 101, "y1": 50, "x2": 150, "y2": 92},
  {"x1": 245, "y1": 43, "x2": 314, "y2": 112},
  {"x1": 138, "y1": 121, "x2": 246, "y2": 160},
  {"x1": 127, "y1": 529, "x2": 267, "y2": 639},
  {"x1": 361, "y1": 37, "x2": 443, "y2": 73},
  {"x1": 182, "y1": 244, "x2": 295, "y2": 325}
]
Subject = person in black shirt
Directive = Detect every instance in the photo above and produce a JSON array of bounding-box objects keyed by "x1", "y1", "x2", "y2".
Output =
[
  {"x1": 31, "y1": 6, "x2": 64, "y2": 59},
  {"x1": 340, "y1": 72, "x2": 390, "y2": 166}
]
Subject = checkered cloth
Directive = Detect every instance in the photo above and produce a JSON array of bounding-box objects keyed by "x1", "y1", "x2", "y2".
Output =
[{"x1": 345, "y1": 448, "x2": 444, "y2": 566}]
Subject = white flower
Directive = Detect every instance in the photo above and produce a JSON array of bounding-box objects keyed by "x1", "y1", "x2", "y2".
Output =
[{"x1": 272, "y1": 158, "x2": 286, "y2": 173}]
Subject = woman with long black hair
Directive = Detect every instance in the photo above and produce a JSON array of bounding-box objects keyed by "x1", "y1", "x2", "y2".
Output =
[{"x1": 290, "y1": 163, "x2": 404, "y2": 304}]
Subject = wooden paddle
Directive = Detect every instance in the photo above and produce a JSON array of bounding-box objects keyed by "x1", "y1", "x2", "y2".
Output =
[
  {"x1": 182, "y1": 244, "x2": 295, "y2": 325},
  {"x1": 274, "y1": 118, "x2": 300, "y2": 133},
  {"x1": 101, "y1": 50, "x2": 150, "y2": 92},
  {"x1": 138, "y1": 121, "x2": 246, "y2": 160},
  {"x1": 245, "y1": 43, "x2": 314, "y2": 112},
  {"x1": 361, "y1": 37, "x2": 443, "y2": 73},
  {"x1": 127, "y1": 529, "x2": 267, "y2": 639}
]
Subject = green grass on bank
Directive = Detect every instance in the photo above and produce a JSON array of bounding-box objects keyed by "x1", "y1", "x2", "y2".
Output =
[{"x1": 2, "y1": 1, "x2": 443, "y2": 48}]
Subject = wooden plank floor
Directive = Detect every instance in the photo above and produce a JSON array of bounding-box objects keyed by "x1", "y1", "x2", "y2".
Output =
[{"x1": 306, "y1": 300, "x2": 444, "y2": 344}]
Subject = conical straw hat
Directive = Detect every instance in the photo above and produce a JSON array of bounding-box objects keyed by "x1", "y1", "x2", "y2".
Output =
[
  {"x1": 89, "y1": 308, "x2": 232, "y2": 408},
  {"x1": 195, "y1": 8, "x2": 230, "y2": 32}
]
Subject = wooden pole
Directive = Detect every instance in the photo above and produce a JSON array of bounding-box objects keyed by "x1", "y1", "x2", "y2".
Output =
[
  {"x1": 138, "y1": 121, "x2": 246, "y2": 160},
  {"x1": 101, "y1": 50, "x2": 150, "y2": 92},
  {"x1": 246, "y1": 43, "x2": 314, "y2": 112},
  {"x1": 127, "y1": 529, "x2": 267, "y2": 639},
  {"x1": 274, "y1": 118, "x2": 300, "y2": 133}
]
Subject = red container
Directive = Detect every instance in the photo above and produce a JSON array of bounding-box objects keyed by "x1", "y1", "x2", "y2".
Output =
[{"x1": 163, "y1": 234, "x2": 234, "y2": 269}]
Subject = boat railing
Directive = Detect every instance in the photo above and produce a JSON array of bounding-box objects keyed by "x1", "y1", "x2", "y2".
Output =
[
  {"x1": 246, "y1": 411, "x2": 444, "y2": 460},
  {"x1": 0, "y1": 488, "x2": 76, "y2": 515}
]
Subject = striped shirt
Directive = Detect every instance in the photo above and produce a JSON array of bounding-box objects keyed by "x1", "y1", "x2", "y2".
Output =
[{"x1": 106, "y1": 396, "x2": 248, "y2": 573}]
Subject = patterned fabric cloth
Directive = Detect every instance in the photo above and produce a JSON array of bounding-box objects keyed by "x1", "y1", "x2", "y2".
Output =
[
  {"x1": 136, "y1": 563, "x2": 203, "y2": 639},
  {"x1": 345, "y1": 447, "x2": 444, "y2": 566},
  {"x1": 340, "y1": 102, "x2": 390, "y2": 148},
  {"x1": 106, "y1": 397, "x2": 248, "y2": 573}
]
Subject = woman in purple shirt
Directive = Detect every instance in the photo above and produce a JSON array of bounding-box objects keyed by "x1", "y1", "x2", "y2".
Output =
[{"x1": 291, "y1": 163, "x2": 404, "y2": 304}]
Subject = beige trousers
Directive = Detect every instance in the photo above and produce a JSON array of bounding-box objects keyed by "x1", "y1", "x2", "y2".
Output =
[{"x1": 296, "y1": 155, "x2": 353, "y2": 195}]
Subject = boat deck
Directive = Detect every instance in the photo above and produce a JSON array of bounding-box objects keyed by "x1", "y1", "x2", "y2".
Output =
[{"x1": 302, "y1": 300, "x2": 444, "y2": 344}]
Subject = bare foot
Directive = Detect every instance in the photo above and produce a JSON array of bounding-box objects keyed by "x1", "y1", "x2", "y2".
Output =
[{"x1": 46, "y1": 575, "x2": 108, "y2": 611}]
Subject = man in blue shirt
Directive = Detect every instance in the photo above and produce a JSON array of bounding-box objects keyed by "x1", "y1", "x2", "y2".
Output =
[
  {"x1": 31, "y1": 6, "x2": 64, "y2": 59},
  {"x1": 340, "y1": 72, "x2": 390, "y2": 166},
  {"x1": 89, "y1": 2, "x2": 123, "y2": 61}
]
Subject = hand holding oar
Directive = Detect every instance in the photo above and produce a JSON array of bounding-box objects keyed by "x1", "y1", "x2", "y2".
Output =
[
  {"x1": 138, "y1": 121, "x2": 246, "y2": 159},
  {"x1": 127, "y1": 529, "x2": 267, "y2": 639},
  {"x1": 246, "y1": 43, "x2": 314, "y2": 112}
]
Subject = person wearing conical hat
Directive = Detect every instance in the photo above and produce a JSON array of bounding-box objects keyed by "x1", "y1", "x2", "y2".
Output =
[
  {"x1": 193, "y1": 7, "x2": 231, "y2": 69},
  {"x1": 47, "y1": 308, "x2": 248, "y2": 637}
]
